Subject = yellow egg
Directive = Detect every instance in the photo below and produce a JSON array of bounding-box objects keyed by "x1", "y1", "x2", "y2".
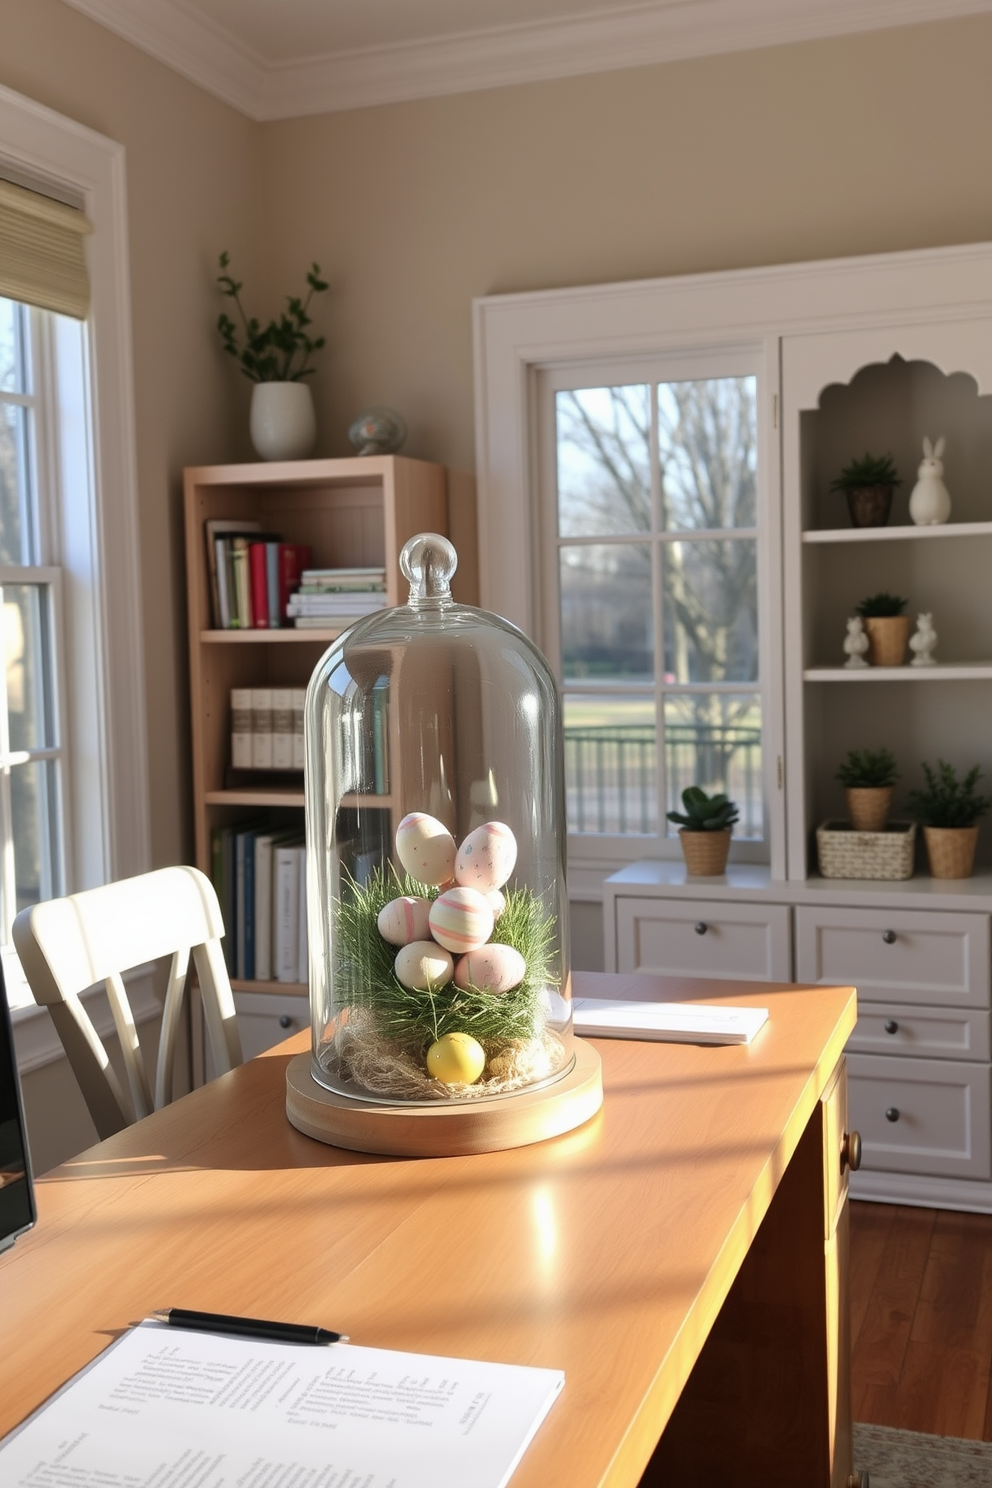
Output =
[{"x1": 426, "y1": 1031, "x2": 486, "y2": 1086}]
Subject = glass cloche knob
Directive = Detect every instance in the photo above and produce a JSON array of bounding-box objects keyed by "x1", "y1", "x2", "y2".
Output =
[{"x1": 400, "y1": 533, "x2": 457, "y2": 605}]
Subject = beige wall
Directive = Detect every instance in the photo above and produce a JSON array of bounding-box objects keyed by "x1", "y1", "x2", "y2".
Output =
[{"x1": 261, "y1": 14, "x2": 992, "y2": 475}]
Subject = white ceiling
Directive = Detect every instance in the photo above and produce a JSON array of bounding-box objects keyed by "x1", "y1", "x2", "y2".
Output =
[{"x1": 62, "y1": 0, "x2": 991, "y2": 119}]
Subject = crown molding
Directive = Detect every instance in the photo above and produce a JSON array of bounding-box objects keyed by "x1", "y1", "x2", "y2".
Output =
[{"x1": 61, "y1": 0, "x2": 992, "y2": 120}]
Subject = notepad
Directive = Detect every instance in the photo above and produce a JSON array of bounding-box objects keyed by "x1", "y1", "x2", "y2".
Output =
[
  {"x1": 572, "y1": 997, "x2": 769, "y2": 1045},
  {"x1": 0, "y1": 1320, "x2": 564, "y2": 1488}
]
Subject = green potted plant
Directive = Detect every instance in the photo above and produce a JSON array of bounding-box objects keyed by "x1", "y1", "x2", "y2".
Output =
[
  {"x1": 835, "y1": 747, "x2": 899, "y2": 831},
  {"x1": 830, "y1": 452, "x2": 902, "y2": 528},
  {"x1": 667, "y1": 786, "x2": 740, "y2": 876},
  {"x1": 855, "y1": 591, "x2": 910, "y2": 667},
  {"x1": 216, "y1": 252, "x2": 328, "y2": 461},
  {"x1": 907, "y1": 759, "x2": 992, "y2": 878}
]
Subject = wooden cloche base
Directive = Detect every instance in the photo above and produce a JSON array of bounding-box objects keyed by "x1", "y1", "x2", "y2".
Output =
[{"x1": 285, "y1": 1040, "x2": 603, "y2": 1157}]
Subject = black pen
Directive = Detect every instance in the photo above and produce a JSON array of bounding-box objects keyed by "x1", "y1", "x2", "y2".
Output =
[{"x1": 151, "y1": 1308, "x2": 348, "y2": 1345}]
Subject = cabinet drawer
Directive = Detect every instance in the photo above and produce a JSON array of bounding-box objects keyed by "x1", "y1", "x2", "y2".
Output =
[
  {"x1": 849, "y1": 1003, "x2": 991, "y2": 1062},
  {"x1": 206, "y1": 993, "x2": 310, "y2": 1079},
  {"x1": 847, "y1": 1053, "x2": 992, "y2": 1180},
  {"x1": 795, "y1": 906, "x2": 990, "y2": 1008},
  {"x1": 615, "y1": 898, "x2": 791, "y2": 981}
]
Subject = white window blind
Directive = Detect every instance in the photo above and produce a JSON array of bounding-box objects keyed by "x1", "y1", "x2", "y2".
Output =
[{"x1": 0, "y1": 177, "x2": 91, "y2": 320}]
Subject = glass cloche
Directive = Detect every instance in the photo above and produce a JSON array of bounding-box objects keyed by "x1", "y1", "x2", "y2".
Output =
[{"x1": 304, "y1": 533, "x2": 573, "y2": 1105}]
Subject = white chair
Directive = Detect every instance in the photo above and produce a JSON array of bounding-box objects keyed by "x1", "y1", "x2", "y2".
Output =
[{"x1": 13, "y1": 866, "x2": 243, "y2": 1140}]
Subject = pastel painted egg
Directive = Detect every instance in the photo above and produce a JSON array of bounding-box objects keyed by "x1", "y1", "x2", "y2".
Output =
[
  {"x1": 486, "y1": 888, "x2": 506, "y2": 918},
  {"x1": 394, "y1": 940, "x2": 454, "y2": 991},
  {"x1": 428, "y1": 886, "x2": 495, "y2": 954},
  {"x1": 454, "y1": 944, "x2": 526, "y2": 994},
  {"x1": 377, "y1": 895, "x2": 432, "y2": 946},
  {"x1": 426, "y1": 1031, "x2": 486, "y2": 1086},
  {"x1": 454, "y1": 821, "x2": 518, "y2": 893},
  {"x1": 394, "y1": 812, "x2": 456, "y2": 887}
]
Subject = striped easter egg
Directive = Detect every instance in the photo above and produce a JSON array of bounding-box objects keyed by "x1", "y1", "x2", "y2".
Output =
[
  {"x1": 377, "y1": 895, "x2": 432, "y2": 946},
  {"x1": 454, "y1": 821, "x2": 518, "y2": 893},
  {"x1": 428, "y1": 886, "x2": 494, "y2": 954},
  {"x1": 394, "y1": 940, "x2": 454, "y2": 991},
  {"x1": 394, "y1": 812, "x2": 456, "y2": 887}
]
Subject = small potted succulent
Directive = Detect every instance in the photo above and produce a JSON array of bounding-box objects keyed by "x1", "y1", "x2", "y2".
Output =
[
  {"x1": 830, "y1": 452, "x2": 902, "y2": 528},
  {"x1": 667, "y1": 786, "x2": 739, "y2": 876},
  {"x1": 835, "y1": 747, "x2": 899, "y2": 832},
  {"x1": 907, "y1": 760, "x2": 992, "y2": 879},
  {"x1": 856, "y1": 592, "x2": 910, "y2": 667},
  {"x1": 216, "y1": 252, "x2": 328, "y2": 461}
]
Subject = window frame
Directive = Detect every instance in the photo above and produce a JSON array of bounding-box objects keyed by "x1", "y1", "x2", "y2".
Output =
[
  {"x1": 537, "y1": 348, "x2": 769, "y2": 870},
  {"x1": 0, "y1": 83, "x2": 150, "y2": 1010},
  {"x1": 473, "y1": 277, "x2": 786, "y2": 895}
]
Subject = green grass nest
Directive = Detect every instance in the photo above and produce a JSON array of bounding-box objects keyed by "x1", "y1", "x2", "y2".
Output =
[{"x1": 333, "y1": 865, "x2": 557, "y2": 1054}]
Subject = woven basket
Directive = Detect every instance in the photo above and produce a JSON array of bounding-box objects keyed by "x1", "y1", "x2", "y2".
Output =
[
  {"x1": 816, "y1": 820, "x2": 916, "y2": 880},
  {"x1": 845, "y1": 786, "x2": 893, "y2": 832},
  {"x1": 679, "y1": 828, "x2": 731, "y2": 876},
  {"x1": 864, "y1": 615, "x2": 910, "y2": 667},
  {"x1": 923, "y1": 825, "x2": 979, "y2": 879}
]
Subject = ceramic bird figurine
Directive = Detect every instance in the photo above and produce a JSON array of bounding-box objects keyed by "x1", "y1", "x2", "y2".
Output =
[
  {"x1": 909, "y1": 437, "x2": 951, "y2": 525},
  {"x1": 843, "y1": 615, "x2": 870, "y2": 669}
]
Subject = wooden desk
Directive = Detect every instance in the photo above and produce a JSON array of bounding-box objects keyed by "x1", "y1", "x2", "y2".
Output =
[{"x1": 0, "y1": 972, "x2": 857, "y2": 1487}]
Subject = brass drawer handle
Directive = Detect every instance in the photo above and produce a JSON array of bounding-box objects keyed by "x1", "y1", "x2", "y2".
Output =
[
  {"x1": 884, "y1": 1020, "x2": 899, "y2": 1035},
  {"x1": 882, "y1": 930, "x2": 897, "y2": 945},
  {"x1": 841, "y1": 1130, "x2": 862, "y2": 1173},
  {"x1": 885, "y1": 1107, "x2": 900, "y2": 1123},
  {"x1": 694, "y1": 921, "x2": 708, "y2": 935}
]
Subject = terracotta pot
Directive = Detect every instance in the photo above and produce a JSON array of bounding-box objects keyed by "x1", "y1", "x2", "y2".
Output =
[
  {"x1": 679, "y1": 828, "x2": 731, "y2": 876},
  {"x1": 923, "y1": 825, "x2": 979, "y2": 879},
  {"x1": 845, "y1": 485, "x2": 893, "y2": 528},
  {"x1": 845, "y1": 786, "x2": 893, "y2": 832},
  {"x1": 863, "y1": 615, "x2": 910, "y2": 667}
]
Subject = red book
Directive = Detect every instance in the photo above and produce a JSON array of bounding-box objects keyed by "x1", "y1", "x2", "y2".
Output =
[
  {"x1": 248, "y1": 542, "x2": 270, "y2": 628},
  {"x1": 278, "y1": 544, "x2": 312, "y2": 624}
]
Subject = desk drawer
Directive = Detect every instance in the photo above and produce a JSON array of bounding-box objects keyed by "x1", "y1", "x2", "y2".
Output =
[
  {"x1": 849, "y1": 1003, "x2": 991, "y2": 1062},
  {"x1": 795, "y1": 906, "x2": 990, "y2": 1008},
  {"x1": 615, "y1": 898, "x2": 791, "y2": 981},
  {"x1": 821, "y1": 1060, "x2": 849, "y2": 1240},
  {"x1": 848, "y1": 1053, "x2": 992, "y2": 1180}
]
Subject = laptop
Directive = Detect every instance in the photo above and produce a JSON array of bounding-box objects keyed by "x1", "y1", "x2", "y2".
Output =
[{"x1": 0, "y1": 958, "x2": 36, "y2": 1253}]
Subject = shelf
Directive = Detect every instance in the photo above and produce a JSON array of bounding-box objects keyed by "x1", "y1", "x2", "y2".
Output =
[
  {"x1": 804, "y1": 663, "x2": 992, "y2": 681},
  {"x1": 205, "y1": 788, "x2": 305, "y2": 806},
  {"x1": 802, "y1": 521, "x2": 992, "y2": 544},
  {"x1": 201, "y1": 628, "x2": 341, "y2": 643},
  {"x1": 232, "y1": 979, "x2": 308, "y2": 996}
]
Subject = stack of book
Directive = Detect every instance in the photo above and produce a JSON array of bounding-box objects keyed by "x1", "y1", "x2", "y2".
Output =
[
  {"x1": 206, "y1": 518, "x2": 310, "y2": 628},
  {"x1": 211, "y1": 824, "x2": 308, "y2": 983},
  {"x1": 286, "y1": 567, "x2": 387, "y2": 628},
  {"x1": 231, "y1": 688, "x2": 305, "y2": 771}
]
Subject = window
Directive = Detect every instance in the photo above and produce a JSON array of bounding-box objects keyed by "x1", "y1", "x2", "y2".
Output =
[
  {"x1": 0, "y1": 295, "x2": 67, "y2": 939},
  {"x1": 0, "y1": 83, "x2": 150, "y2": 1016},
  {"x1": 544, "y1": 366, "x2": 762, "y2": 851}
]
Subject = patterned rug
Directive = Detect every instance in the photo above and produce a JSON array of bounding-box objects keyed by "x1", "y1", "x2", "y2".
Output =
[{"x1": 854, "y1": 1423, "x2": 992, "y2": 1485}]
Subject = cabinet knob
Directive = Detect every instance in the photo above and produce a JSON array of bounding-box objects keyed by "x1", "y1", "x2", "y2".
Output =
[
  {"x1": 885, "y1": 1106, "x2": 900, "y2": 1123},
  {"x1": 882, "y1": 930, "x2": 897, "y2": 945},
  {"x1": 884, "y1": 1020, "x2": 899, "y2": 1035},
  {"x1": 841, "y1": 1130, "x2": 862, "y2": 1173},
  {"x1": 694, "y1": 921, "x2": 708, "y2": 935},
  {"x1": 279, "y1": 1015, "x2": 293, "y2": 1029}
]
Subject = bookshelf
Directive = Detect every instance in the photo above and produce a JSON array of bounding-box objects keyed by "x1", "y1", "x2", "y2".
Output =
[{"x1": 184, "y1": 455, "x2": 459, "y2": 999}]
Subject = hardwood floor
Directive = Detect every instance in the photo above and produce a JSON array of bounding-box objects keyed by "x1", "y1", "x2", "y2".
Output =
[{"x1": 850, "y1": 1198, "x2": 992, "y2": 1439}]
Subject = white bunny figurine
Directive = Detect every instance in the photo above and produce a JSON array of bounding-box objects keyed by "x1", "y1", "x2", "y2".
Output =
[
  {"x1": 843, "y1": 615, "x2": 870, "y2": 669},
  {"x1": 909, "y1": 436, "x2": 951, "y2": 526},
  {"x1": 909, "y1": 612, "x2": 938, "y2": 667}
]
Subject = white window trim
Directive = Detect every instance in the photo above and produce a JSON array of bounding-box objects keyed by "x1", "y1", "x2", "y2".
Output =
[
  {"x1": 472, "y1": 244, "x2": 992, "y2": 895},
  {"x1": 0, "y1": 84, "x2": 150, "y2": 1015}
]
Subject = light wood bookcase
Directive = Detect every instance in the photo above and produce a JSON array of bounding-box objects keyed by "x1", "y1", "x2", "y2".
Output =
[{"x1": 183, "y1": 455, "x2": 453, "y2": 1000}]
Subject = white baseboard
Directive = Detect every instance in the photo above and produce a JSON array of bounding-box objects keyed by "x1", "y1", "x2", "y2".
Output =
[{"x1": 851, "y1": 1167, "x2": 992, "y2": 1214}]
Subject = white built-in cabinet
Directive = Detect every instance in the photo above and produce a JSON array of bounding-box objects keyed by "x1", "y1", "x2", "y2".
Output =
[{"x1": 602, "y1": 242, "x2": 992, "y2": 1212}]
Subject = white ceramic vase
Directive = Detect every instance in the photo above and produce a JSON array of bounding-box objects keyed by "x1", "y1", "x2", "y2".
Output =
[{"x1": 249, "y1": 381, "x2": 316, "y2": 461}]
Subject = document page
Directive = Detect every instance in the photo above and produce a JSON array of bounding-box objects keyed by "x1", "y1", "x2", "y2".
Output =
[
  {"x1": 572, "y1": 997, "x2": 769, "y2": 1044},
  {"x1": 0, "y1": 1321, "x2": 564, "y2": 1488}
]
